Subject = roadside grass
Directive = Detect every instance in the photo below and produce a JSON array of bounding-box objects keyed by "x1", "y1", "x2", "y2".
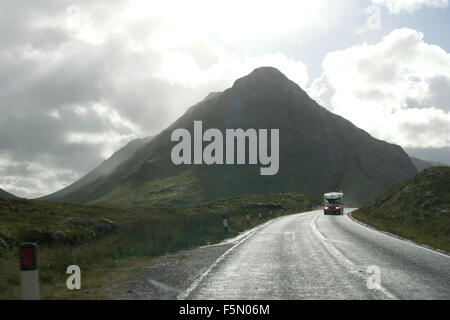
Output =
[
  {"x1": 0, "y1": 192, "x2": 318, "y2": 299},
  {"x1": 352, "y1": 166, "x2": 450, "y2": 253}
]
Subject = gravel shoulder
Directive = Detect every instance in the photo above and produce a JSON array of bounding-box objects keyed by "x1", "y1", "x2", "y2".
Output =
[
  {"x1": 103, "y1": 242, "x2": 234, "y2": 300},
  {"x1": 102, "y1": 217, "x2": 281, "y2": 300}
]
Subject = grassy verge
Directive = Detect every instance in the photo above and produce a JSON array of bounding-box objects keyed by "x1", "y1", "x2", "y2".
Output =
[
  {"x1": 0, "y1": 192, "x2": 318, "y2": 299},
  {"x1": 351, "y1": 167, "x2": 450, "y2": 253}
]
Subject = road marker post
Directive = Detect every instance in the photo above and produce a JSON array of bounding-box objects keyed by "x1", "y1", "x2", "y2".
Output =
[
  {"x1": 269, "y1": 210, "x2": 272, "y2": 217},
  {"x1": 246, "y1": 212, "x2": 250, "y2": 227},
  {"x1": 19, "y1": 242, "x2": 39, "y2": 300},
  {"x1": 258, "y1": 212, "x2": 262, "y2": 219},
  {"x1": 222, "y1": 213, "x2": 228, "y2": 235}
]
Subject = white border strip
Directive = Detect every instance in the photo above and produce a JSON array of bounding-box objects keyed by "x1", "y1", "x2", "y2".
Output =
[
  {"x1": 176, "y1": 217, "x2": 283, "y2": 300},
  {"x1": 311, "y1": 214, "x2": 397, "y2": 300}
]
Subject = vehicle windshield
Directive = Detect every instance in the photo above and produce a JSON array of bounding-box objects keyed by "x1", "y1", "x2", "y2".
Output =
[{"x1": 325, "y1": 198, "x2": 340, "y2": 204}]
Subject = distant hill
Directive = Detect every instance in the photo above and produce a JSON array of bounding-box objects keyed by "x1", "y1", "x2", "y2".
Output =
[
  {"x1": 352, "y1": 166, "x2": 450, "y2": 252},
  {"x1": 409, "y1": 156, "x2": 447, "y2": 172},
  {"x1": 0, "y1": 188, "x2": 17, "y2": 199},
  {"x1": 43, "y1": 67, "x2": 417, "y2": 208},
  {"x1": 40, "y1": 136, "x2": 153, "y2": 201},
  {"x1": 405, "y1": 147, "x2": 450, "y2": 167}
]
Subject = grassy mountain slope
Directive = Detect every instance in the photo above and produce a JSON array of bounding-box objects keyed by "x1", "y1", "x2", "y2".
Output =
[
  {"x1": 352, "y1": 166, "x2": 450, "y2": 252},
  {"x1": 0, "y1": 188, "x2": 18, "y2": 199},
  {"x1": 410, "y1": 156, "x2": 447, "y2": 172},
  {"x1": 46, "y1": 67, "x2": 417, "y2": 208},
  {"x1": 0, "y1": 193, "x2": 318, "y2": 299},
  {"x1": 40, "y1": 137, "x2": 153, "y2": 201}
]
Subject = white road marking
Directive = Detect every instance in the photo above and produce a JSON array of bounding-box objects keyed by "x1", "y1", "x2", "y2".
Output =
[
  {"x1": 147, "y1": 278, "x2": 183, "y2": 294},
  {"x1": 311, "y1": 213, "x2": 397, "y2": 300},
  {"x1": 177, "y1": 216, "x2": 285, "y2": 300}
]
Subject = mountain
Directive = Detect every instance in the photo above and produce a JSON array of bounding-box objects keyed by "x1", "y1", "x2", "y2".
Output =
[
  {"x1": 45, "y1": 67, "x2": 417, "y2": 207},
  {"x1": 409, "y1": 156, "x2": 447, "y2": 172},
  {"x1": 352, "y1": 166, "x2": 450, "y2": 252},
  {"x1": 41, "y1": 136, "x2": 153, "y2": 201},
  {"x1": 0, "y1": 188, "x2": 18, "y2": 199},
  {"x1": 405, "y1": 147, "x2": 450, "y2": 166}
]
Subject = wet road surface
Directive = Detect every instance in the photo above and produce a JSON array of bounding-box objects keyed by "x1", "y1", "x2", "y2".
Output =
[{"x1": 180, "y1": 209, "x2": 450, "y2": 300}]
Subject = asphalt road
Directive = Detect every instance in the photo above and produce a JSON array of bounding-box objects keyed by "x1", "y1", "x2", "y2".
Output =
[{"x1": 179, "y1": 209, "x2": 450, "y2": 300}]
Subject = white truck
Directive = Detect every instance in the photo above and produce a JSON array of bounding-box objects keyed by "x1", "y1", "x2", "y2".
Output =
[{"x1": 323, "y1": 192, "x2": 344, "y2": 215}]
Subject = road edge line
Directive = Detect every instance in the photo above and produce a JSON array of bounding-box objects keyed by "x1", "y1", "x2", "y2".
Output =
[
  {"x1": 311, "y1": 214, "x2": 397, "y2": 300},
  {"x1": 176, "y1": 215, "x2": 288, "y2": 300}
]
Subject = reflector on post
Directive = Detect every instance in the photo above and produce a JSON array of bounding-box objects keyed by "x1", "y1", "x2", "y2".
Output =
[
  {"x1": 20, "y1": 243, "x2": 37, "y2": 271},
  {"x1": 19, "y1": 242, "x2": 39, "y2": 300}
]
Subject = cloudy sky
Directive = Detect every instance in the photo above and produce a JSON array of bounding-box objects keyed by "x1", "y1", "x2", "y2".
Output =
[{"x1": 0, "y1": 0, "x2": 449, "y2": 198}]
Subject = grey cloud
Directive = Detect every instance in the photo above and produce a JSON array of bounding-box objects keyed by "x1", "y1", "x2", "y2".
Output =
[
  {"x1": 308, "y1": 73, "x2": 336, "y2": 111},
  {"x1": 399, "y1": 117, "x2": 450, "y2": 148},
  {"x1": 355, "y1": 30, "x2": 424, "y2": 84},
  {"x1": 426, "y1": 76, "x2": 450, "y2": 111},
  {"x1": 405, "y1": 76, "x2": 450, "y2": 111},
  {"x1": 0, "y1": 0, "x2": 102, "y2": 49},
  {"x1": 357, "y1": 58, "x2": 398, "y2": 84},
  {"x1": 176, "y1": 43, "x2": 221, "y2": 69},
  {"x1": 354, "y1": 88, "x2": 393, "y2": 101},
  {"x1": 0, "y1": 0, "x2": 228, "y2": 197},
  {"x1": 0, "y1": 163, "x2": 33, "y2": 177},
  {"x1": 109, "y1": 77, "x2": 206, "y2": 133},
  {"x1": 0, "y1": 164, "x2": 80, "y2": 198}
]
